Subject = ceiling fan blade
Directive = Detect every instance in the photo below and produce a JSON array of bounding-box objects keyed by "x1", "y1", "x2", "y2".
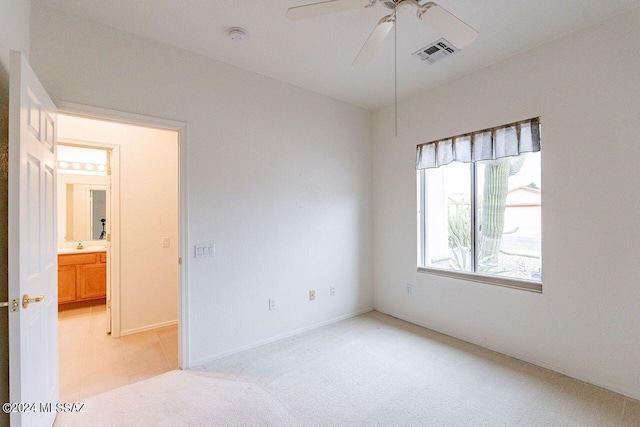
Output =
[
  {"x1": 286, "y1": 0, "x2": 372, "y2": 21},
  {"x1": 352, "y1": 15, "x2": 395, "y2": 67},
  {"x1": 418, "y1": 4, "x2": 478, "y2": 49}
]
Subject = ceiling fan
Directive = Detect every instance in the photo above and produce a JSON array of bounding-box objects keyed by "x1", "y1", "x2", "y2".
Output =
[{"x1": 286, "y1": 0, "x2": 478, "y2": 67}]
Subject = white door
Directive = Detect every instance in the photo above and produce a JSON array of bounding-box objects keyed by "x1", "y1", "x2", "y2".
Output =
[{"x1": 8, "y1": 50, "x2": 59, "y2": 427}]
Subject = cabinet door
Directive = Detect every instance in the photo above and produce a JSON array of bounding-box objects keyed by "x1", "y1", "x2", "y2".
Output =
[
  {"x1": 78, "y1": 263, "x2": 107, "y2": 300},
  {"x1": 58, "y1": 265, "x2": 77, "y2": 303}
]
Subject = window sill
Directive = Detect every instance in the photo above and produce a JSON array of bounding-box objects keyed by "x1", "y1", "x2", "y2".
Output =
[{"x1": 417, "y1": 267, "x2": 542, "y2": 293}]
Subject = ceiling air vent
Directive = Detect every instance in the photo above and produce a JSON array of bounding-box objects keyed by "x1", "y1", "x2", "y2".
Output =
[{"x1": 412, "y1": 38, "x2": 459, "y2": 64}]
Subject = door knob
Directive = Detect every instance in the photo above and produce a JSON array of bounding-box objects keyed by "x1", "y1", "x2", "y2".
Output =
[{"x1": 22, "y1": 294, "x2": 45, "y2": 309}]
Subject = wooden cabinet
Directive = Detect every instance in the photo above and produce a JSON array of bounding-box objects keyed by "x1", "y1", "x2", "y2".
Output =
[
  {"x1": 58, "y1": 265, "x2": 77, "y2": 303},
  {"x1": 58, "y1": 252, "x2": 106, "y2": 305}
]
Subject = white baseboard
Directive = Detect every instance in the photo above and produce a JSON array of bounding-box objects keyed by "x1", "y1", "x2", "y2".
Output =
[
  {"x1": 190, "y1": 308, "x2": 374, "y2": 367},
  {"x1": 120, "y1": 319, "x2": 178, "y2": 336},
  {"x1": 376, "y1": 308, "x2": 640, "y2": 402}
]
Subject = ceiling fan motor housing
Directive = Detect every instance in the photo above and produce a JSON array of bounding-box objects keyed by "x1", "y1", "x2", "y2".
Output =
[{"x1": 382, "y1": 0, "x2": 417, "y2": 12}]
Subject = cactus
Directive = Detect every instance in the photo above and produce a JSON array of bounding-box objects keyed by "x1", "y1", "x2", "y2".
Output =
[
  {"x1": 448, "y1": 203, "x2": 470, "y2": 250},
  {"x1": 478, "y1": 155, "x2": 524, "y2": 262},
  {"x1": 446, "y1": 154, "x2": 525, "y2": 271},
  {"x1": 448, "y1": 203, "x2": 471, "y2": 271}
]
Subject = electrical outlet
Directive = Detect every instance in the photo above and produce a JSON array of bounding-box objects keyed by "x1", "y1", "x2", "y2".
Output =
[
  {"x1": 269, "y1": 299, "x2": 276, "y2": 311},
  {"x1": 405, "y1": 283, "x2": 413, "y2": 295},
  {"x1": 330, "y1": 286, "x2": 335, "y2": 296},
  {"x1": 309, "y1": 290, "x2": 315, "y2": 301}
]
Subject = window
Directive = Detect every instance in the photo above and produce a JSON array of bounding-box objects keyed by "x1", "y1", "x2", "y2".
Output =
[{"x1": 417, "y1": 118, "x2": 542, "y2": 291}]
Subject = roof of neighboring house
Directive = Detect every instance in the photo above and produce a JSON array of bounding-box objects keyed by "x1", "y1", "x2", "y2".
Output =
[
  {"x1": 508, "y1": 186, "x2": 541, "y2": 195},
  {"x1": 506, "y1": 186, "x2": 541, "y2": 207}
]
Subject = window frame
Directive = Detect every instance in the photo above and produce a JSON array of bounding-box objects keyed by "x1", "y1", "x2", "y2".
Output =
[{"x1": 417, "y1": 161, "x2": 542, "y2": 293}]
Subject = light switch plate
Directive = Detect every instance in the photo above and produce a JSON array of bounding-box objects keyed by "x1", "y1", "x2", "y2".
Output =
[
  {"x1": 162, "y1": 237, "x2": 170, "y2": 248},
  {"x1": 194, "y1": 244, "x2": 215, "y2": 258}
]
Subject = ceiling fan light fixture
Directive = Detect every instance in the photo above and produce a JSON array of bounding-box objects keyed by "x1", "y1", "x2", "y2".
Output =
[
  {"x1": 396, "y1": 0, "x2": 417, "y2": 14},
  {"x1": 285, "y1": 0, "x2": 479, "y2": 135}
]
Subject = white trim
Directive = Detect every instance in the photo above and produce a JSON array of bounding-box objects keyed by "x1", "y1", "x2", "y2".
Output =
[
  {"x1": 55, "y1": 101, "x2": 189, "y2": 369},
  {"x1": 120, "y1": 320, "x2": 178, "y2": 336},
  {"x1": 109, "y1": 145, "x2": 121, "y2": 337},
  {"x1": 55, "y1": 101, "x2": 186, "y2": 129},
  {"x1": 178, "y1": 125, "x2": 190, "y2": 368},
  {"x1": 55, "y1": 137, "x2": 118, "y2": 150},
  {"x1": 59, "y1": 137, "x2": 120, "y2": 339},
  {"x1": 417, "y1": 267, "x2": 543, "y2": 293},
  {"x1": 376, "y1": 309, "x2": 640, "y2": 402},
  {"x1": 190, "y1": 308, "x2": 373, "y2": 367}
]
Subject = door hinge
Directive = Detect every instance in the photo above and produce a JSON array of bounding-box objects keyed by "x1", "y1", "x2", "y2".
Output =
[
  {"x1": 107, "y1": 300, "x2": 111, "y2": 309},
  {"x1": 107, "y1": 167, "x2": 112, "y2": 175},
  {"x1": 106, "y1": 233, "x2": 111, "y2": 242},
  {"x1": 178, "y1": 257, "x2": 182, "y2": 265}
]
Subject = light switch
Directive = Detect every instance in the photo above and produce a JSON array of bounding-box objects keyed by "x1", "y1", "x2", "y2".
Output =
[
  {"x1": 162, "y1": 237, "x2": 170, "y2": 248},
  {"x1": 194, "y1": 244, "x2": 215, "y2": 259}
]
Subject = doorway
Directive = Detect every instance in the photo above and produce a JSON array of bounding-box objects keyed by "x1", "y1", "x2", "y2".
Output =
[{"x1": 56, "y1": 112, "x2": 182, "y2": 401}]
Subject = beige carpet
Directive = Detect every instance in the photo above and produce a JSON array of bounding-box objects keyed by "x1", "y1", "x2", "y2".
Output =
[{"x1": 55, "y1": 311, "x2": 640, "y2": 426}]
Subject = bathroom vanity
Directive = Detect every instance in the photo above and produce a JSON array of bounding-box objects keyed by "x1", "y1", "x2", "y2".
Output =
[{"x1": 58, "y1": 248, "x2": 106, "y2": 305}]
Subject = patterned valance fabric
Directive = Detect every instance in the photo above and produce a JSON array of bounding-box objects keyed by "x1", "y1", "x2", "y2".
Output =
[{"x1": 416, "y1": 117, "x2": 541, "y2": 170}]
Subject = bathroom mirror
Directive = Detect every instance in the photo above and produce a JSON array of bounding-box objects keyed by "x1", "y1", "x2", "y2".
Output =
[
  {"x1": 57, "y1": 144, "x2": 109, "y2": 244},
  {"x1": 60, "y1": 181, "x2": 107, "y2": 242}
]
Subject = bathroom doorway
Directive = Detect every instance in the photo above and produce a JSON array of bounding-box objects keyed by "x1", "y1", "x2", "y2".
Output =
[
  {"x1": 56, "y1": 112, "x2": 182, "y2": 401},
  {"x1": 57, "y1": 143, "x2": 114, "y2": 332}
]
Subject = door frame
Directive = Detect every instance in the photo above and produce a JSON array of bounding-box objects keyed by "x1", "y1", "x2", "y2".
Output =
[
  {"x1": 55, "y1": 101, "x2": 190, "y2": 369},
  {"x1": 57, "y1": 140, "x2": 119, "y2": 336}
]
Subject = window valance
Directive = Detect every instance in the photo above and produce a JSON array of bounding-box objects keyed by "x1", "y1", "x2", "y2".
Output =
[{"x1": 415, "y1": 117, "x2": 541, "y2": 170}]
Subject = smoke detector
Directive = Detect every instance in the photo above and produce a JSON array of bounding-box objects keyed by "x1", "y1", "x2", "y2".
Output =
[{"x1": 228, "y1": 27, "x2": 247, "y2": 42}]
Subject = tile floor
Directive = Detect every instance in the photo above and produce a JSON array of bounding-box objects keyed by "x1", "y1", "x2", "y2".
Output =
[{"x1": 58, "y1": 303, "x2": 178, "y2": 402}]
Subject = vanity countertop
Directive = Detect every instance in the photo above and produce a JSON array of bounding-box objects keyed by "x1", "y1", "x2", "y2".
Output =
[{"x1": 58, "y1": 246, "x2": 107, "y2": 255}]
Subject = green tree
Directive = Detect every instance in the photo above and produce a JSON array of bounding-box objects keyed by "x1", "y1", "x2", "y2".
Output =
[{"x1": 526, "y1": 182, "x2": 540, "y2": 190}]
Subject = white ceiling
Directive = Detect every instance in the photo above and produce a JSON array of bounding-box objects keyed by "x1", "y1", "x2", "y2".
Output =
[{"x1": 37, "y1": 0, "x2": 640, "y2": 110}]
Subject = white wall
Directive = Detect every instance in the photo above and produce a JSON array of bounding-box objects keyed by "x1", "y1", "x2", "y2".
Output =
[
  {"x1": 1, "y1": 1, "x2": 31, "y2": 424},
  {"x1": 372, "y1": 8, "x2": 640, "y2": 399},
  {"x1": 0, "y1": 0, "x2": 30, "y2": 70},
  {"x1": 58, "y1": 115, "x2": 180, "y2": 335},
  {"x1": 29, "y1": 2, "x2": 373, "y2": 365}
]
